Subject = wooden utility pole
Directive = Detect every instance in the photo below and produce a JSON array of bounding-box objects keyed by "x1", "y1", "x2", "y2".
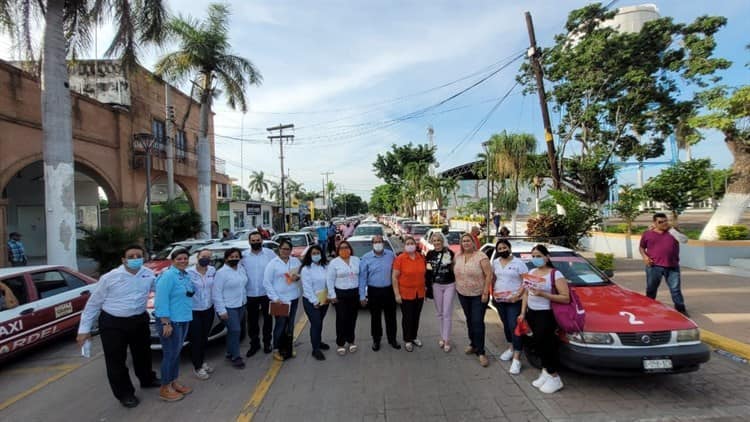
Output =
[
  {"x1": 267, "y1": 124, "x2": 294, "y2": 232},
  {"x1": 525, "y1": 11, "x2": 561, "y2": 189}
]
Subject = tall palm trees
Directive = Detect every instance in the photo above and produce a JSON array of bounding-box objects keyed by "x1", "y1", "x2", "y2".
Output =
[
  {"x1": 0, "y1": 0, "x2": 167, "y2": 268},
  {"x1": 155, "y1": 3, "x2": 262, "y2": 238},
  {"x1": 487, "y1": 132, "x2": 537, "y2": 235},
  {"x1": 248, "y1": 170, "x2": 269, "y2": 200}
]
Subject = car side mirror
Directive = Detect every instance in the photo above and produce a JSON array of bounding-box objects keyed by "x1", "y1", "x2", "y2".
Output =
[{"x1": 604, "y1": 269, "x2": 614, "y2": 277}]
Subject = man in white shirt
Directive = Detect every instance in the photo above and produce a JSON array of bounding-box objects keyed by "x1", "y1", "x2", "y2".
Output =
[
  {"x1": 76, "y1": 245, "x2": 160, "y2": 408},
  {"x1": 242, "y1": 232, "x2": 278, "y2": 356}
]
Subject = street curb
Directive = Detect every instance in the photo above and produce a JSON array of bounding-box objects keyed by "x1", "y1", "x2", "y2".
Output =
[{"x1": 701, "y1": 329, "x2": 750, "y2": 361}]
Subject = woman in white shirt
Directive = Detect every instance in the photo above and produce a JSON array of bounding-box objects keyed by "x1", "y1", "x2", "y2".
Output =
[
  {"x1": 300, "y1": 245, "x2": 331, "y2": 361},
  {"x1": 263, "y1": 239, "x2": 302, "y2": 361},
  {"x1": 212, "y1": 248, "x2": 248, "y2": 369},
  {"x1": 491, "y1": 239, "x2": 528, "y2": 375},
  {"x1": 326, "y1": 240, "x2": 361, "y2": 356},
  {"x1": 187, "y1": 249, "x2": 217, "y2": 379},
  {"x1": 520, "y1": 244, "x2": 570, "y2": 394}
]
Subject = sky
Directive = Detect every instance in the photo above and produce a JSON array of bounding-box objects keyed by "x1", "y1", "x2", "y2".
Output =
[{"x1": 2, "y1": 0, "x2": 749, "y2": 201}]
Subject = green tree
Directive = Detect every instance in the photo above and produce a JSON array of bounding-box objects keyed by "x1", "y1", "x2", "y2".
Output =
[
  {"x1": 248, "y1": 170, "x2": 269, "y2": 200},
  {"x1": 151, "y1": 200, "x2": 203, "y2": 250},
  {"x1": 642, "y1": 159, "x2": 713, "y2": 224},
  {"x1": 373, "y1": 143, "x2": 435, "y2": 185},
  {"x1": 369, "y1": 184, "x2": 400, "y2": 215},
  {"x1": 333, "y1": 193, "x2": 367, "y2": 216},
  {"x1": 232, "y1": 185, "x2": 250, "y2": 201},
  {"x1": 0, "y1": 0, "x2": 167, "y2": 268},
  {"x1": 537, "y1": 190, "x2": 601, "y2": 248},
  {"x1": 487, "y1": 131, "x2": 536, "y2": 234},
  {"x1": 155, "y1": 3, "x2": 262, "y2": 239},
  {"x1": 79, "y1": 226, "x2": 142, "y2": 275},
  {"x1": 610, "y1": 184, "x2": 645, "y2": 235}
]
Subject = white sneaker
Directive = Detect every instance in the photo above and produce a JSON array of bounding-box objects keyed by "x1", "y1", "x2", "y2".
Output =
[
  {"x1": 193, "y1": 367, "x2": 210, "y2": 380},
  {"x1": 413, "y1": 339, "x2": 423, "y2": 347},
  {"x1": 539, "y1": 375, "x2": 564, "y2": 394},
  {"x1": 201, "y1": 362, "x2": 214, "y2": 374},
  {"x1": 509, "y1": 359, "x2": 522, "y2": 375},
  {"x1": 532, "y1": 369, "x2": 550, "y2": 388},
  {"x1": 499, "y1": 347, "x2": 513, "y2": 361}
]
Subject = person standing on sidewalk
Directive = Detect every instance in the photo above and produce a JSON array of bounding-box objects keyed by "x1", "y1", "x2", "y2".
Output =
[
  {"x1": 491, "y1": 239, "x2": 528, "y2": 375},
  {"x1": 424, "y1": 231, "x2": 455, "y2": 353},
  {"x1": 393, "y1": 236, "x2": 427, "y2": 352},
  {"x1": 470, "y1": 226, "x2": 482, "y2": 250},
  {"x1": 187, "y1": 249, "x2": 217, "y2": 380},
  {"x1": 300, "y1": 245, "x2": 331, "y2": 360},
  {"x1": 639, "y1": 212, "x2": 690, "y2": 315},
  {"x1": 327, "y1": 240, "x2": 361, "y2": 356},
  {"x1": 316, "y1": 222, "x2": 329, "y2": 254},
  {"x1": 359, "y1": 235, "x2": 401, "y2": 351},
  {"x1": 77, "y1": 244, "x2": 160, "y2": 408},
  {"x1": 520, "y1": 244, "x2": 570, "y2": 394},
  {"x1": 264, "y1": 239, "x2": 302, "y2": 361},
  {"x1": 154, "y1": 248, "x2": 194, "y2": 401},
  {"x1": 213, "y1": 248, "x2": 249, "y2": 369},
  {"x1": 454, "y1": 233, "x2": 492, "y2": 367},
  {"x1": 242, "y1": 231, "x2": 277, "y2": 356},
  {"x1": 7, "y1": 232, "x2": 27, "y2": 266}
]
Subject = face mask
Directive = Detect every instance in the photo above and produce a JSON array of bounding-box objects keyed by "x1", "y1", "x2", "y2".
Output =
[
  {"x1": 404, "y1": 245, "x2": 417, "y2": 253},
  {"x1": 373, "y1": 243, "x2": 384, "y2": 252},
  {"x1": 531, "y1": 257, "x2": 546, "y2": 267},
  {"x1": 497, "y1": 251, "x2": 511, "y2": 259},
  {"x1": 226, "y1": 259, "x2": 240, "y2": 267},
  {"x1": 339, "y1": 249, "x2": 351, "y2": 259},
  {"x1": 311, "y1": 254, "x2": 322, "y2": 263},
  {"x1": 250, "y1": 242, "x2": 262, "y2": 251},
  {"x1": 126, "y1": 258, "x2": 143, "y2": 270},
  {"x1": 198, "y1": 257, "x2": 211, "y2": 267}
]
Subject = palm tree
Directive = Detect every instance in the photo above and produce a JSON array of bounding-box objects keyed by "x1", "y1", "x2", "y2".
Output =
[
  {"x1": 0, "y1": 1, "x2": 167, "y2": 268},
  {"x1": 155, "y1": 3, "x2": 262, "y2": 239},
  {"x1": 440, "y1": 176, "x2": 460, "y2": 211},
  {"x1": 248, "y1": 170, "x2": 269, "y2": 200},
  {"x1": 325, "y1": 180, "x2": 337, "y2": 211},
  {"x1": 268, "y1": 181, "x2": 282, "y2": 203},
  {"x1": 487, "y1": 131, "x2": 536, "y2": 235}
]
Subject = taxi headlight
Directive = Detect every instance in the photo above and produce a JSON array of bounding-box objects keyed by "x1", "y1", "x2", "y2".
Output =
[
  {"x1": 567, "y1": 332, "x2": 614, "y2": 344},
  {"x1": 676, "y1": 328, "x2": 700, "y2": 342}
]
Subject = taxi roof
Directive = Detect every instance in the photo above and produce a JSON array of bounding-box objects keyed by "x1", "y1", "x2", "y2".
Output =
[
  {"x1": 482, "y1": 240, "x2": 574, "y2": 253},
  {"x1": 0, "y1": 265, "x2": 61, "y2": 278}
]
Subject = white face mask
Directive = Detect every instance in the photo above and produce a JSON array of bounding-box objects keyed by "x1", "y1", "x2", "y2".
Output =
[
  {"x1": 373, "y1": 243, "x2": 384, "y2": 252},
  {"x1": 404, "y1": 245, "x2": 417, "y2": 253}
]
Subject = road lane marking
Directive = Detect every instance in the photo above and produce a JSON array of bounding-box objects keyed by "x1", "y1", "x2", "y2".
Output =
[
  {"x1": 701, "y1": 329, "x2": 750, "y2": 361},
  {"x1": 0, "y1": 363, "x2": 82, "y2": 411},
  {"x1": 236, "y1": 314, "x2": 308, "y2": 422},
  {"x1": 1, "y1": 363, "x2": 79, "y2": 375}
]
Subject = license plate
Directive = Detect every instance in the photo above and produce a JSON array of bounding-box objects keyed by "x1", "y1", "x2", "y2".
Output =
[{"x1": 643, "y1": 358, "x2": 673, "y2": 371}]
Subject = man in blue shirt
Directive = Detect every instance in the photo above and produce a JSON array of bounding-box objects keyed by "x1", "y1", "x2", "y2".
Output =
[
  {"x1": 316, "y1": 222, "x2": 328, "y2": 255},
  {"x1": 7, "y1": 232, "x2": 27, "y2": 266},
  {"x1": 358, "y1": 235, "x2": 400, "y2": 351}
]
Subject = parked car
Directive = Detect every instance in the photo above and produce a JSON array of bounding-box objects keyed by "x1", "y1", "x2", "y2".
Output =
[
  {"x1": 144, "y1": 239, "x2": 215, "y2": 276},
  {"x1": 299, "y1": 226, "x2": 319, "y2": 243},
  {"x1": 478, "y1": 241, "x2": 710, "y2": 375},
  {"x1": 408, "y1": 224, "x2": 432, "y2": 247},
  {"x1": 0, "y1": 265, "x2": 98, "y2": 362},
  {"x1": 420, "y1": 228, "x2": 463, "y2": 255},
  {"x1": 345, "y1": 235, "x2": 397, "y2": 258},
  {"x1": 272, "y1": 232, "x2": 315, "y2": 257},
  {"x1": 352, "y1": 224, "x2": 386, "y2": 238}
]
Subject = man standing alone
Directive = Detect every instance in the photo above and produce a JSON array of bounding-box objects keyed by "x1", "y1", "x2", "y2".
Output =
[
  {"x1": 359, "y1": 235, "x2": 401, "y2": 351},
  {"x1": 7, "y1": 232, "x2": 27, "y2": 266},
  {"x1": 242, "y1": 232, "x2": 277, "y2": 356},
  {"x1": 638, "y1": 213, "x2": 689, "y2": 315}
]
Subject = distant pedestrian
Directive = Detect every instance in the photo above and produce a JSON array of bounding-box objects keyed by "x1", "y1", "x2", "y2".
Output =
[
  {"x1": 424, "y1": 231, "x2": 455, "y2": 353},
  {"x1": 393, "y1": 236, "x2": 427, "y2": 352},
  {"x1": 638, "y1": 213, "x2": 689, "y2": 315},
  {"x1": 491, "y1": 239, "x2": 528, "y2": 374},
  {"x1": 7, "y1": 232, "x2": 27, "y2": 266},
  {"x1": 326, "y1": 221, "x2": 337, "y2": 257},
  {"x1": 264, "y1": 239, "x2": 302, "y2": 361},
  {"x1": 520, "y1": 244, "x2": 569, "y2": 394},
  {"x1": 327, "y1": 240, "x2": 360, "y2": 356},
  {"x1": 242, "y1": 232, "x2": 276, "y2": 356},
  {"x1": 343, "y1": 222, "x2": 355, "y2": 239},
  {"x1": 470, "y1": 226, "x2": 482, "y2": 250},
  {"x1": 359, "y1": 235, "x2": 400, "y2": 351},
  {"x1": 493, "y1": 212, "x2": 501, "y2": 236},
  {"x1": 454, "y1": 233, "x2": 492, "y2": 367},
  {"x1": 213, "y1": 248, "x2": 248, "y2": 369},
  {"x1": 77, "y1": 244, "x2": 160, "y2": 408},
  {"x1": 316, "y1": 222, "x2": 329, "y2": 253},
  {"x1": 154, "y1": 248, "x2": 194, "y2": 401},
  {"x1": 187, "y1": 249, "x2": 217, "y2": 380},
  {"x1": 256, "y1": 225, "x2": 271, "y2": 240},
  {"x1": 300, "y1": 245, "x2": 331, "y2": 360},
  {"x1": 498, "y1": 226, "x2": 511, "y2": 239},
  {"x1": 221, "y1": 228, "x2": 234, "y2": 241}
]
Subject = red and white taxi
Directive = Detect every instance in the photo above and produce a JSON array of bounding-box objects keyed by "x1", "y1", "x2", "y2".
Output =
[
  {"x1": 272, "y1": 232, "x2": 315, "y2": 258},
  {"x1": 0, "y1": 265, "x2": 97, "y2": 362},
  {"x1": 420, "y1": 228, "x2": 462, "y2": 255},
  {"x1": 480, "y1": 241, "x2": 710, "y2": 375}
]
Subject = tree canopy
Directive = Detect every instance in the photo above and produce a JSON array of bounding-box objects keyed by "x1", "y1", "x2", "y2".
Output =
[
  {"x1": 373, "y1": 143, "x2": 435, "y2": 185},
  {"x1": 643, "y1": 159, "x2": 713, "y2": 222}
]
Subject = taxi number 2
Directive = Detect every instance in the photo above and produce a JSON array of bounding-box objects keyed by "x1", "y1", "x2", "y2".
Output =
[{"x1": 619, "y1": 311, "x2": 644, "y2": 325}]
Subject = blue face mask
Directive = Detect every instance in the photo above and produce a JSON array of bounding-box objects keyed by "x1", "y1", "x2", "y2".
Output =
[
  {"x1": 126, "y1": 258, "x2": 144, "y2": 270},
  {"x1": 311, "y1": 254, "x2": 322, "y2": 263},
  {"x1": 531, "y1": 257, "x2": 546, "y2": 267}
]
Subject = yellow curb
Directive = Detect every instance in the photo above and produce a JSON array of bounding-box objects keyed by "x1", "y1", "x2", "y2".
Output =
[
  {"x1": 701, "y1": 329, "x2": 750, "y2": 361},
  {"x1": 236, "y1": 314, "x2": 308, "y2": 422}
]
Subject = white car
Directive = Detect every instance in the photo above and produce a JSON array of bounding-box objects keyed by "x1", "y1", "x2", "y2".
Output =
[
  {"x1": 345, "y1": 235, "x2": 397, "y2": 258},
  {"x1": 352, "y1": 224, "x2": 386, "y2": 238}
]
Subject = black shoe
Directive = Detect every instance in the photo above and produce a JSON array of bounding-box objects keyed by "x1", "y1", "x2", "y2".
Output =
[
  {"x1": 389, "y1": 341, "x2": 401, "y2": 350},
  {"x1": 312, "y1": 350, "x2": 326, "y2": 361},
  {"x1": 319, "y1": 342, "x2": 331, "y2": 350},
  {"x1": 120, "y1": 396, "x2": 140, "y2": 408},
  {"x1": 263, "y1": 344, "x2": 273, "y2": 354},
  {"x1": 140, "y1": 378, "x2": 161, "y2": 389},
  {"x1": 246, "y1": 345, "x2": 260, "y2": 357},
  {"x1": 372, "y1": 342, "x2": 381, "y2": 351}
]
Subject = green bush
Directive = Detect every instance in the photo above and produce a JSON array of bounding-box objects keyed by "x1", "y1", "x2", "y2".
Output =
[
  {"x1": 151, "y1": 200, "x2": 203, "y2": 250},
  {"x1": 717, "y1": 225, "x2": 749, "y2": 240},
  {"x1": 604, "y1": 224, "x2": 648, "y2": 234},
  {"x1": 79, "y1": 226, "x2": 142, "y2": 275},
  {"x1": 595, "y1": 252, "x2": 615, "y2": 272}
]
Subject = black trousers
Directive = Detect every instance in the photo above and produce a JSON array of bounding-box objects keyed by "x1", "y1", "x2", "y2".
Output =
[
  {"x1": 246, "y1": 295, "x2": 272, "y2": 348},
  {"x1": 367, "y1": 286, "x2": 398, "y2": 344},
  {"x1": 334, "y1": 288, "x2": 359, "y2": 347},
  {"x1": 190, "y1": 307, "x2": 214, "y2": 370},
  {"x1": 526, "y1": 308, "x2": 559, "y2": 374},
  {"x1": 98, "y1": 311, "x2": 156, "y2": 400},
  {"x1": 400, "y1": 298, "x2": 424, "y2": 343}
]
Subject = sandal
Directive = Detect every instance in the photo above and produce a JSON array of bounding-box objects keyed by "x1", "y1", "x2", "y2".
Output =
[
  {"x1": 438, "y1": 340, "x2": 445, "y2": 348},
  {"x1": 337, "y1": 347, "x2": 346, "y2": 356},
  {"x1": 405, "y1": 342, "x2": 414, "y2": 352},
  {"x1": 443, "y1": 342, "x2": 452, "y2": 353}
]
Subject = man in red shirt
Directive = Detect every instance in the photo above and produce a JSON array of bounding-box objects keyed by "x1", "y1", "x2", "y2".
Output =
[
  {"x1": 471, "y1": 226, "x2": 482, "y2": 250},
  {"x1": 638, "y1": 213, "x2": 689, "y2": 315}
]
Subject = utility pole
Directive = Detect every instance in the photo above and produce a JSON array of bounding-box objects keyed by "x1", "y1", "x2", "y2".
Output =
[
  {"x1": 321, "y1": 171, "x2": 334, "y2": 218},
  {"x1": 525, "y1": 11, "x2": 561, "y2": 190},
  {"x1": 165, "y1": 84, "x2": 176, "y2": 200},
  {"x1": 267, "y1": 124, "x2": 294, "y2": 232}
]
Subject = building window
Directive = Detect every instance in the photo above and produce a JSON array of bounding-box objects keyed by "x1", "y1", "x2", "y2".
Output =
[
  {"x1": 233, "y1": 211, "x2": 245, "y2": 229},
  {"x1": 262, "y1": 210, "x2": 270, "y2": 225},
  {"x1": 217, "y1": 183, "x2": 229, "y2": 199},
  {"x1": 251, "y1": 215, "x2": 257, "y2": 227},
  {"x1": 175, "y1": 130, "x2": 187, "y2": 160},
  {"x1": 152, "y1": 119, "x2": 166, "y2": 153}
]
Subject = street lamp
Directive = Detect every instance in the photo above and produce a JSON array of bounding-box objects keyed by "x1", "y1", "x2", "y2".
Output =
[
  {"x1": 133, "y1": 133, "x2": 159, "y2": 254},
  {"x1": 482, "y1": 141, "x2": 491, "y2": 240},
  {"x1": 532, "y1": 175, "x2": 545, "y2": 214}
]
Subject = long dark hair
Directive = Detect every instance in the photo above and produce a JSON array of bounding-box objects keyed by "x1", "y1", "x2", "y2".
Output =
[
  {"x1": 224, "y1": 247, "x2": 243, "y2": 260},
  {"x1": 278, "y1": 238, "x2": 293, "y2": 250},
  {"x1": 301, "y1": 245, "x2": 327, "y2": 268},
  {"x1": 531, "y1": 244, "x2": 556, "y2": 269}
]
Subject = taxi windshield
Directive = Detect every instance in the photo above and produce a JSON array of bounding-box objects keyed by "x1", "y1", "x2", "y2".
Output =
[
  {"x1": 515, "y1": 252, "x2": 610, "y2": 286},
  {"x1": 353, "y1": 226, "x2": 383, "y2": 236}
]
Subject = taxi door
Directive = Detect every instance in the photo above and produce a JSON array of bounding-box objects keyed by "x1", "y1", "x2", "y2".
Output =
[{"x1": 0, "y1": 274, "x2": 37, "y2": 359}]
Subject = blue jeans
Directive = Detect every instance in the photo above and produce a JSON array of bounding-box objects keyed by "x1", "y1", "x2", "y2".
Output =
[
  {"x1": 495, "y1": 300, "x2": 523, "y2": 351},
  {"x1": 302, "y1": 298, "x2": 329, "y2": 352},
  {"x1": 158, "y1": 320, "x2": 189, "y2": 385},
  {"x1": 645, "y1": 266, "x2": 685, "y2": 309},
  {"x1": 225, "y1": 306, "x2": 245, "y2": 360},
  {"x1": 457, "y1": 293, "x2": 487, "y2": 355},
  {"x1": 273, "y1": 299, "x2": 299, "y2": 350}
]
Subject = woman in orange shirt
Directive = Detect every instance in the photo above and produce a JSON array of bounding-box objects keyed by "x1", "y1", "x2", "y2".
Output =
[{"x1": 392, "y1": 236, "x2": 427, "y2": 352}]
